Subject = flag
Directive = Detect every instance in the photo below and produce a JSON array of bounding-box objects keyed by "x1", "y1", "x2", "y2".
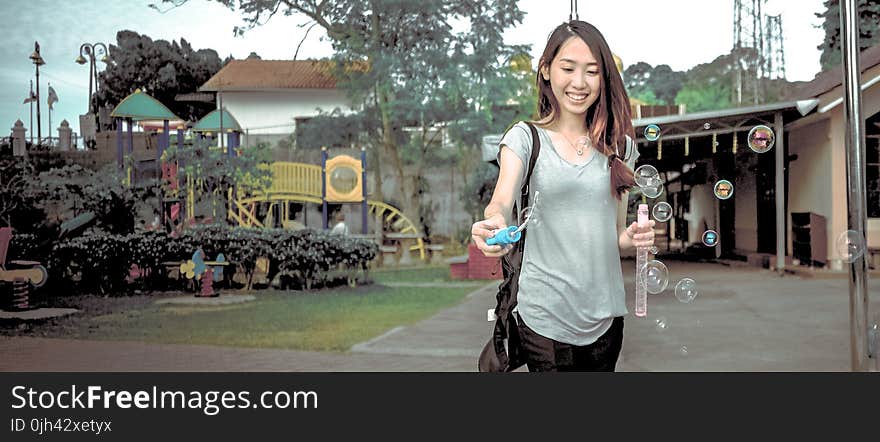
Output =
[
  {"x1": 22, "y1": 90, "x2": 36, "y2": 104},
  {"x1": 47, "y1": 86, "x2": 58, "y2": 110}
]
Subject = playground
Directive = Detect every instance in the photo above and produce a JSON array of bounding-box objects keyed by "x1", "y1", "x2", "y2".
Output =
[{"x1": 1, "y1": 88, "x2": 452, "y2": 325}]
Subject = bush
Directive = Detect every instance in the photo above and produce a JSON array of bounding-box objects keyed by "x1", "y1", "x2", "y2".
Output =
[{"x1": 42, "y1": 226, "x2": 378, "y2": 295}]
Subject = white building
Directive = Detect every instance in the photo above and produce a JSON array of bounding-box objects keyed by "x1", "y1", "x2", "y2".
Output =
[{"x1": 199, "y1": 57, "x2": 353, "y2": 149}]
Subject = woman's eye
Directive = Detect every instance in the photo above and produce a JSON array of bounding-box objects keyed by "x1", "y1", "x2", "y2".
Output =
[
  {"x1": 562, "y1": 68, "x2": 574, "y2": 72},
  {"x1": 586, "y1": 71, "x2": 599, "y2": 76}
]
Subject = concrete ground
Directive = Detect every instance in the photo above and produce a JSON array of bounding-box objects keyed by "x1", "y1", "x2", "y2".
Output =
[{"x1": 1, "y1": 260, "x2": 878, "y2": 372}]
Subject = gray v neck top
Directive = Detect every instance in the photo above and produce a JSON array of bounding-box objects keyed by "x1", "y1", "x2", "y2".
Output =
[{"x1": 498, "y1": 122, "x2": 640, "y2": 345}]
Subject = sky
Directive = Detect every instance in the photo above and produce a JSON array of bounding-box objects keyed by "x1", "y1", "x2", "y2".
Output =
[{"x1": 2, "y1": 0, "x2": 828, "y2": 138}]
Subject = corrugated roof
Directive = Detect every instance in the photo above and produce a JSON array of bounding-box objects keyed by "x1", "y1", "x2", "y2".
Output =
[
  {"x1": 789, "y1": 42, "x2": 880, "y2": 100},
  {"x1": 199, "y1": 59, "x2": 338, "y2": 91},
  {"x1": 192, "y1": 108, "x2": 242, "y2": 132},
  {"x1": 110, "y1": 89, "x2": 181, "y2": 121}
]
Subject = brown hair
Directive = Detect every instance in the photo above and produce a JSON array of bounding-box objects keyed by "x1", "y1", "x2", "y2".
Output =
[{"x1": 534, "y1": 20, "x2": 635, "y2": 200}]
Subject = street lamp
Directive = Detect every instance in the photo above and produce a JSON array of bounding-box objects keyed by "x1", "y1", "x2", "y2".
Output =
[
  {"x1": 76, "y1": 42, "x2": 109, "y2": 115},
  {"x1": 29, "y1": 41, "x2": 45, "y2": 145}
]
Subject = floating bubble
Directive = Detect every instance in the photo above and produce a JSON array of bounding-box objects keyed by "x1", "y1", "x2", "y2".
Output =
[
  {"x1": 836, "y1": 230, "x2": 865, "y2": 263},
  {"x1": 747, "y1": 125, "x2": 775, "y2": 153},
  {"x1": 674, "y1": 278, "x2": 698, "y2": 303},
  {"x1": 634, "y1": 165, "x2": 659, "y2": 187},
  {"x1": 644, "y1": 124, "x2": 661, "y2": 142},
  {"x1": 713, "y1": 179, "x2": 734, "y2": 200},
  {"x1": 639, "y1": 259, "x2": 669, "y2": 294},
  {"x1": 650, "y1": 245, "x2": 659, "y2": 255},
  {"x1": 652, "y1": 202, "x2": 672, "y2": 222},
  {"x1": 655, "y1": 316, "x2": 668, "y2": 332},
  {"x1": 641, "y1": 184, "x2": 663, "y2": 199},
  {"x1": 703, "y1": 122, "x2": 711, "y2": 130},
  {"x1": 701, "y1": 230, "x2": 719, "y2": 247},
  {"x1": 680, "y1": 345, "x2": 688, "y2": 356}
]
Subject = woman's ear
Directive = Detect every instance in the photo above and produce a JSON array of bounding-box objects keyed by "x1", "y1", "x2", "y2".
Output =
[{"x1": 540, "y1": 65, "x2": 550, "y2": 81}]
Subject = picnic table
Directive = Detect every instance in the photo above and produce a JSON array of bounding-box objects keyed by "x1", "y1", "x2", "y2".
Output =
[{"x1": 385, "y1": 232, "x2": 422, "y2": 266}]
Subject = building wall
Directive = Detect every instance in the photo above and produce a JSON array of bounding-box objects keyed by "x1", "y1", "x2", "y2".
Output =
[
  {"x1": 788, "y1": 118, "x2": 832, "y2": 261},
  {"x1": 221, "y1": 89, "x2": 352, "y2": 136}
]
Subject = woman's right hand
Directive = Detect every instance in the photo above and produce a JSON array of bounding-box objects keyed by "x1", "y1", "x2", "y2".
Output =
[{"x1": 471, "y1": 213, "x2": 513, "y2": 257}]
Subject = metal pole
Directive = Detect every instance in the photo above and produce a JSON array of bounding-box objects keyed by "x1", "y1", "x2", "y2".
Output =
[
  {"x1": 361, "y1": 146, "x2": 368, "y2": 234},
  {"x1": 29, "y1": 80, "x2": 33, "y2": 145},
  {"x1": 774, "y1": 112, "x2": 785, "y2": 272},
  {"x1": 840, "y1": 0, "x2": 871, "y2": 371},
  {"x1": 35, "y1": 62, "x2": 41, "y2": 144},
  {"x1": 88, "y1": 51, "x2": 94, "y2": 114},
  {"x1": 322, "y1": 146, "x2": 328, "y2": 230}
]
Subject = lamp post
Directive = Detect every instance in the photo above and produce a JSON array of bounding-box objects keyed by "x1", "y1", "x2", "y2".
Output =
[
  {"x1": 29, "y1": 41, "x2": 45, "y2": 145},
  {"x1": 75, "y1": 43, "x2": 109, "y2": 115}
]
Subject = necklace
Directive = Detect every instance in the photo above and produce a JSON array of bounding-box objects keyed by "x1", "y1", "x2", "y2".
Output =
[{"x1": 559, "y1": 131, "x2": 589, "y2": 156}]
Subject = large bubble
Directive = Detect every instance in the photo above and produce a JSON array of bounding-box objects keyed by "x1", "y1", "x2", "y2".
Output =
[
  {"x1": 836, "y1": 230, "x2": 865, "y2": 263},
  {"x1": 634, "y1": 165, "x2": 659, "y2": 187},
  {"x1": 674, "y1": 278, "x2": 698, "y2": 303},
  {"x1": 641, "y1": 184, "x2": 663, "y2": 199},
  {"x1": 652, "y1": 202, "x2": 672, "y2": 222},
  {"x1": 747, "y1": 125, "x2": 775, "y2": 153},
  {"x1": 639, "y1": 259, "x2": 669, "y2": 294},
  {"x1": 644, "y1": 124, "x2": 661, "y2": 142}
]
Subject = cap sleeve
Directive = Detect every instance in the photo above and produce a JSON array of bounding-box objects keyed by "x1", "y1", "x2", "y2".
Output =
[{"x1": 498, "y1": 121, "x2": 534, "y2": 184}]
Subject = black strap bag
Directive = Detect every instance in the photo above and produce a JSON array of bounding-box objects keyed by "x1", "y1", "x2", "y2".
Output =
[{"x1": 478, "y1": 122, "x2": 541, "y2": 372}]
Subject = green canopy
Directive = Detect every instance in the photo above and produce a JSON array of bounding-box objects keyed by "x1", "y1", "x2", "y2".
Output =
[
  {"x1": 110, "y1": 89, "x2": 180, "y2": 121},
  {"x1": 192, "y1": 108, "x2": 242, "y2": 132}
]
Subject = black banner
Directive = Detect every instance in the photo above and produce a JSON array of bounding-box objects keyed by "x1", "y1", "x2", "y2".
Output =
[{"x1": 0, "y1": 373, "x2": 876, "y2": 440}]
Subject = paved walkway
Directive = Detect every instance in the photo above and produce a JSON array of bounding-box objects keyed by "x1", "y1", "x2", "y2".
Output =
[{"x1": 1, "y1": 261, "x2": 878, "y2": 371}]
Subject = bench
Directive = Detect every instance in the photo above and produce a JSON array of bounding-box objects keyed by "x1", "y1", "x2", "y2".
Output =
[
  {"x1": 426, "y1": 244, "x2": 445, "y2": 265},
  {"x1": 378, "y1": 245, "x2": 399, "y2": 267}
]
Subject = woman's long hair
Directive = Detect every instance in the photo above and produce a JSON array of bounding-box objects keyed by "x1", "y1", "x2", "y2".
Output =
[{"x1": 534, "y1": 20, "x2": 636, "y2": 200}]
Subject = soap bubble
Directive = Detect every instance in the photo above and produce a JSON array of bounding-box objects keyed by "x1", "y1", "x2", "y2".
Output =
[
  {"x1": 652, "y1": 202, "x2": 672, "y2": 222},
  {"x1": 639, "y1": 259, "x2": 669, "y2": 294},
  {"x1": 655, "y1": 316, "x2": 668, "y2": 332},
  {"x1": 748, "y1": 125, "x2": 775, "y2": 153},
  {"x1": 634, "y1": 165, "x2": 659, "y2": 187},
  {"x1": 713, "y1": 179, "x2": 734, "y2": 200},
  {"x1": 703, "y1": 122, "x2": 711, "y2": 130},
  {"x1": 650, "y1": 245, "x2": 659, "y2": 255},
  {"x1": 702, "y1": 230, "x2": 719, "y2": 247},
  {"x1": 680, "y1": 345, "x2": 688, "y2": 356},
  {"x1": 644, "y1": 124, "x2": 661, "y2": 142},
  {"x1": 836, "y1": 230, "x2": 865, "y2": 263},
  {"x1": 641, "y1": 184, "x2": 663, "y2": 199},
  {"x1": 674, "y1": 278, "x2": 698, "y2": 303}
]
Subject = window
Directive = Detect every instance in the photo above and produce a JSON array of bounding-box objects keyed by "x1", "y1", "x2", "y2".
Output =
[{"x1": 868, "y1": 135, "x2": 879, "y2": 218}]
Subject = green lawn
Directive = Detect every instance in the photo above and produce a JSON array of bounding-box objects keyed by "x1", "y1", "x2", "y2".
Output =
[{"x1": 1, "y1": 266, "x2": 488, "y2": 352}]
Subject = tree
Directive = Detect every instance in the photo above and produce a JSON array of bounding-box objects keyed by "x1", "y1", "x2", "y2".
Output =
[
  {"x1": 817, "y1": 0, "x2": 880, "y2": 71},
  {"x1": 95, "y1": 30, "x2": 226, "y2": 122},
  {"x1": 623, "y1": 62, "x2": 684, "y2": 106},
  {"x1": 164, "y1": 0, "x2": 529, "y2": 234}
]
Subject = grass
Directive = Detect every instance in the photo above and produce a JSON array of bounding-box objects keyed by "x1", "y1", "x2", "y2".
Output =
[{"x1": 1, "y1": 266, "x2": 489, "y2": 352}]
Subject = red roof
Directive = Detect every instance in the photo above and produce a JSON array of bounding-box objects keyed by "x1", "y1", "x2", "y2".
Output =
[{"x1": 200, "y1": 59, "x2": 338, "y2": 91}]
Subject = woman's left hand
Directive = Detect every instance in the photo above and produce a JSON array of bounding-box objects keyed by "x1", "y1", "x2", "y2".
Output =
[{"x1": 625, "y1": 220, "x2": 656, "y2": 249}]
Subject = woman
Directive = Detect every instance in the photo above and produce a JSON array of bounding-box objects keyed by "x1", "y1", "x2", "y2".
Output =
[{"x1": 472, "y1": 20, "x2": 656, "y2": 372}]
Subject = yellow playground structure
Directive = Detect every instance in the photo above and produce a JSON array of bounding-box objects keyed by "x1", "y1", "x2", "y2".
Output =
[{"x1": 226, "y1": 159, "x2": 426, "y2": 260}]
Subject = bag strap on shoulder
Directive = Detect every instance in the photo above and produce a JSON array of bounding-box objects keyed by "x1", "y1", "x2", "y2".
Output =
[{"x1": 520, "y1": 122, "x2": 541, "y2": 212}]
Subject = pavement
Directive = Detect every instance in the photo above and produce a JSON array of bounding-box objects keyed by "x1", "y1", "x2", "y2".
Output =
[{"x1": 1, "y1": 260, "x2": 878, "y2": 372}]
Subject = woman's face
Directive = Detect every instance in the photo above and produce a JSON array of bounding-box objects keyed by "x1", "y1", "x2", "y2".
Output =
[{"x1": 541, "y1": 36, "x2": 602, "y2": 119}]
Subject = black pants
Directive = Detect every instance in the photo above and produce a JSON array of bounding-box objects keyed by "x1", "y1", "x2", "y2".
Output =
[{"x1": 517, "y1": 316, "x2": 624, "y2": 372}]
